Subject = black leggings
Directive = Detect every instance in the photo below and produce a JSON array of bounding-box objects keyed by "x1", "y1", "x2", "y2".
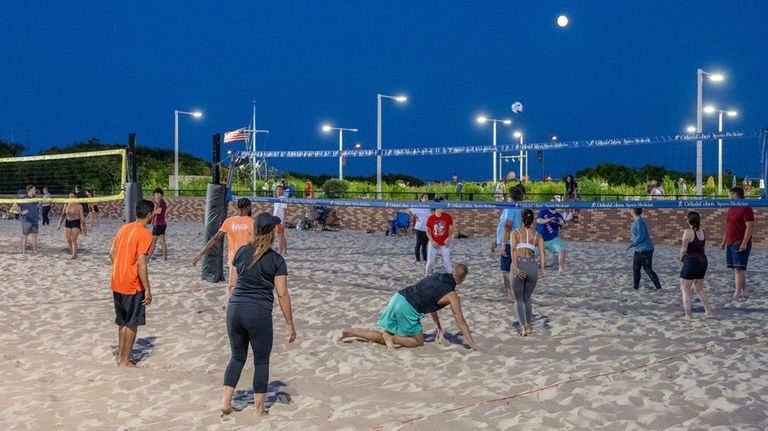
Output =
[
  {"x1": 224, "y1": 303, "x2": 273, "y2": 393},
  {"x1": 415, "y1": 230, "x2": 428, "y2": 261},
  {"x1": 633, "y1": 250, "x2": 662, "y2": 289}
]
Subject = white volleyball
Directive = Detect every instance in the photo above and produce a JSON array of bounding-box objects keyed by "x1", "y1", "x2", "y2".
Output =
[{"x1": 511, "y1": 102, "x2": 524, "y2": 113}]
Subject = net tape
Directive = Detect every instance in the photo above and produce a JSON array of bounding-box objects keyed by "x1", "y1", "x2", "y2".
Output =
[{"x1": 0, "y1": 148, "x2": 126, "y2": 204}]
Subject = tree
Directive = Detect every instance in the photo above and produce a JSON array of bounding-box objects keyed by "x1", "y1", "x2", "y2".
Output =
[{"x1": 0, "y1": 140, "x2": 25, "y2": 157}]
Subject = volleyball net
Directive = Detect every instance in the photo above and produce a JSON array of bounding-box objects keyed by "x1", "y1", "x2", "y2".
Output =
[
  {"x1": 229, "y1": 128, "x2": 768, "y2": 209},
  {"x1": 0, "y1": 149, "x2": 127, "y2": 205}
]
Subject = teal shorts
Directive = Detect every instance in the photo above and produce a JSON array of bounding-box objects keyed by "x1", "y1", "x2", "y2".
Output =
[
  {"x1": 544, "y1": 237, "x2": 565, "y2": 253},
  {"x1": 377, "y1": 293, "x2": 423, "y2": 337}
]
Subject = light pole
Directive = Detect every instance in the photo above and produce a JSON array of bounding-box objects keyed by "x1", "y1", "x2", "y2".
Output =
[
  {"x1": 377, "y1": 94, "x2": 407, "y2": 199},
  {"x1": 173, "y1": 110, "x2": 203, "y2": 197},
  {"x1": 695, "y1": 69, "x2": 724, "y2": 196},
  {"x1": 477, "y1": 116, "x2": 512, "y2": 182},
  {"x1": 514, "y1": 131, "x2": 524, "y2": 181},
  {"x1": 322, "y1": 125, "x2": 359, "y2": 180},
  {"x1": 704, "y1": 106, "x2": 738, "y2": 192}
]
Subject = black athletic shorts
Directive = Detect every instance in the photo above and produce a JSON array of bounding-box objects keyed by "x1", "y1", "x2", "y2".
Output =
[
  {"x1": 152, "y1": 224, "x2": 167, "y2": 236},
  {"x1": 113, "y1": 291, "x2": 146, "y2": 327}
]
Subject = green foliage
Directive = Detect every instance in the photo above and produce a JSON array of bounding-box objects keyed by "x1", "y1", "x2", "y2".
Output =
[
  {"x1": 0, "y1": 139, "x2": 25, "y2": 157},
  {"x1": 322, "y1": 178, "x2": 349, "y2": 198}
]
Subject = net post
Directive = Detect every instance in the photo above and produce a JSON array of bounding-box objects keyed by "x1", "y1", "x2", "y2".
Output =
[
  {"x1": 124, "y1": 133, "x2": 143, "y2": 222},
  {"x1": 212, "y1": 133, "x2": 221, "y2": 184},
  {"x1": 201, "y1": 132, "x2": 227, "y2": 283}
]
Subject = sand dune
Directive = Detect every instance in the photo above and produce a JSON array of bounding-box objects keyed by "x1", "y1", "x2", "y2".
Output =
[{"x1": 0, "y1": 219, "x2": 766, "y2": 430}]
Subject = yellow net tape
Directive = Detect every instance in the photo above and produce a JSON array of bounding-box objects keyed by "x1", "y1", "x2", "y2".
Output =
[{"x1": 0, "y1": 149, "x2": 126, "y2": 204}]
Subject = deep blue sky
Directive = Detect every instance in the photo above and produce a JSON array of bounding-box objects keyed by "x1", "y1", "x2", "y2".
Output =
[{"x1": 1, "y1": 1, "x2": 766, "y2": 182}]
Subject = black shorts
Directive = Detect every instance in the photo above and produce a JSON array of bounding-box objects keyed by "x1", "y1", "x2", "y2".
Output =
[
  {"x1": 152, "y1": 224, "x2": 167, "y2": 236},
  {"x1": 113, "y1": 291, "x2": 146, "y2": 327},
  {"x1": 680, "y1": 257, "x2": 708, "y2": 280},
  {"x1": 65, "y1": 219, "x2": 81, "y2": 229}
]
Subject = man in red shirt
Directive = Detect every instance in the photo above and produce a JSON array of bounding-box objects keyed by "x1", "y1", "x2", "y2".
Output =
[
  {"x1": 110, "y1": 199, "x2": 155, "y2": 368},
  {"x1": 720, "y1": 187, "x2": 755, "y2": 300},
  {"x1": 425, "y1": 206, "x2": 454, "y2": 276}
]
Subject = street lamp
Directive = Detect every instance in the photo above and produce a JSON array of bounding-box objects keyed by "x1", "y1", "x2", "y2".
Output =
[
  {"x1": 686, "y1": 125, "x2": 697, "y2": 133},
  {"x1": 477, "y1": 116, "x2": 512, "y2": 182},
  {"x1": 174, "y1": 109, "x2": 203, "y2": 197},
  {"x1": 513, "y1": 131, "x2": 524, "y2": 181},
  {"x1": 695, "y1": 69, "x2": 725, "y2": 196},
  {"x1": 704, "y1": 106, "x2": 738, "y2": 192},
  {"x1": 376, "y1": 94, "x2": 407, "y2": 199},
  {"x1": 322, "y1": 124, "x2": 359, "y2": 180}
]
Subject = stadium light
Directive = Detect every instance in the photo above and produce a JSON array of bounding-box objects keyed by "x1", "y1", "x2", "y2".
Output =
[
  {"x1": 686, "y1": 126, "x2": 697, "y2": 133},
  {"x1": 322, "y1": 124, "x2": 359, "y2": 180},
  {"x1": 477, "y1": 116, "x2": 512, "y2": 182},
  {"x1": 695, "y1": 69, "x2": 725, "y2": 196},
  {"x1": 705, "y1": 106, "x2": 739, "y2": 192},
  {"x1": 174, "y1": 109, "x2": 204, "y2": 197},
  {"x1": 551, "y1": 135, "x2": 558, "y2": 141},
  {"x1": 377, "y1": 93, "x2": 408, "y2": 199}
]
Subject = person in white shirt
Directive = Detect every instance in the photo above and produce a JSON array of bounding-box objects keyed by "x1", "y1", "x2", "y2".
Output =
[
  {"x1": 273, "y1": 185, "x2": 288, "y2": 255},
  {"x1": 409, "y1": 194, "x2": 432, "y2": 263}
]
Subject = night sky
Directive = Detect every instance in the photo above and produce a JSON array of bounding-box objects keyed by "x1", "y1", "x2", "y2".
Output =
[{"x1": 1, "y1": 1, "x2": 767, "y2": 182}]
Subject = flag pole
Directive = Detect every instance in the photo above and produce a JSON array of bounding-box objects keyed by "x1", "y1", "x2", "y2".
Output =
[{"x1": 251, "y1": 100, "x2": 257, "y2": 194}]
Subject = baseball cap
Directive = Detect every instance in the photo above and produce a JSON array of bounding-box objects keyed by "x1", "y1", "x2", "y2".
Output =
[{"x1": 255, "y1": 212, "x2": 281, "y2": 234}]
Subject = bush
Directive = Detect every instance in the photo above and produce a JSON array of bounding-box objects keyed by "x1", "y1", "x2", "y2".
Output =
[{"x1": 322, "y1": 178, "x2": 349, "y2": 198}]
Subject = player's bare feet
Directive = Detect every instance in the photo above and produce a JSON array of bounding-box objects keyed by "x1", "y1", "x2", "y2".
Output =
[
  {"x1": 117, "y1": 360, "x2": 136, "y2": 368},
  {"x1": 336, "y1": 329, "x2": 348, "y2": 343},
  {"x1": 382, "y1": 332, "x2": 395, "y2": 349},
  {"x1": 220, "y1": 404, "x2": 233, "y2": 415}
]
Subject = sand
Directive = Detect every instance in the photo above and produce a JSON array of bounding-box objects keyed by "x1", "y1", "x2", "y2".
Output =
[{"x1": 0, "y1": 218, "x2": 766, "y2": 430}]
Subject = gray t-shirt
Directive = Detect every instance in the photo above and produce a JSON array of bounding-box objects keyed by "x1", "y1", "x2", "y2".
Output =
[{"x1": 19, "y1": 200, "x2": 40, "y2": 224}]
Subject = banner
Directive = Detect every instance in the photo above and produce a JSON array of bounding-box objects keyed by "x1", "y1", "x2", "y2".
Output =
[{"x1": 234, "y1": 130, "x2": 763, "y2": 159}]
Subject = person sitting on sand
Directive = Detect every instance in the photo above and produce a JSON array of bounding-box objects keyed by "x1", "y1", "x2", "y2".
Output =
[{"x1": 338, "y1": 264, "x2": 479, "y2": 350}]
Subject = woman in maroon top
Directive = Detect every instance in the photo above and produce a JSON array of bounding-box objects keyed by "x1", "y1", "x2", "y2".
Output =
[
  {"x1": 679, "y1": 211, "x2": 713, "y2": 318},
  {"x1": 148, "y1": 188, "x2": 169, "y2": 260}
]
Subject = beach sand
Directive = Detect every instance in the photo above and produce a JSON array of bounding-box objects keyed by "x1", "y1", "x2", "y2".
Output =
[{"x1": 0, "y1": 219, "x2": 766, "y2": 430}]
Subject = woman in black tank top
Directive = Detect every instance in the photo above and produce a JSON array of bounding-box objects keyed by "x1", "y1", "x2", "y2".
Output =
[{"x1": 678, "y1": 211, "x2": 713, "y2": 318}]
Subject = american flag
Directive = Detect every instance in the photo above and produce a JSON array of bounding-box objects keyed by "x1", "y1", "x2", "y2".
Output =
[{"x1": 224, "y1": 127, "x2": 249, "y2": 143}]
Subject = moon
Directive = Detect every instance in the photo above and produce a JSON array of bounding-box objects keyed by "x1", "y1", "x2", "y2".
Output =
[{"x1": 557, "y1": 15, "x2": 569, "y2": 27}]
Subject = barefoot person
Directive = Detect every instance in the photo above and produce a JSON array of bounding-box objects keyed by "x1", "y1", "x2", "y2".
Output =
[
  {"x1": 679, "y1": 211, "x2": 713, "y2": 317},
  {"x1": 720, "y1": 187, "x2": 755, "y2": 300},
  {"x1": 408, "y1": 194, "x2": 432, "y2": 263},
  {"x1": 220, "y1": 212, "x2": 296, "y2": 417},
  {"x1": 148, "y1": 188, "x2": 169, "y2": 260},
  {"x1": 273, "y1": 185, "x2": 288, "y2": 256},
  {"x1": 193, "y1": 198, "x2": 254, "y2": 296},
  {"x1": 491, "y1": 186, "x2": 523, "y2": 301},
  {"x1": 508, "y1": 209, "x2": 546, "y2": 336},
  {"x1": 629, "y1": 208, "x2": 662, "y2": 290},
  {"x1": 57, "y1": 192, "x2": 87, "y2": 259},
  {"x1": 535, "y1": 203, "x2": 566, "y2": 273},
  {"x1": 109, "y1": 199, "x2": 155, "y2": 368},
  {"x1": 18, "y1": 185, "x2": 41, "y2": 254},
  {"x1": 339, "y1": 264, "x2": 478, "y2": 350},
  {"x1": 425, "y1": 206, "x2": 454, "y2": 275}
]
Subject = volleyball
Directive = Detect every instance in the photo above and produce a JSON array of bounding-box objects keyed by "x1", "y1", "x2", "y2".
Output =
[
  {"x1": 505, "y1": 171, "x2": 516, "y2": 181},
  {"x1": 511, "y1": 102, "x2": 524, "y2": 114}
]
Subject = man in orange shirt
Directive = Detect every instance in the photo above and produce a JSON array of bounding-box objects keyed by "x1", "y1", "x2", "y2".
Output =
[
  {"x1": 192, "y1": 198, "x2": 254, "y2": 295},
  {"x1": 109, "y1": 199, "x2": 155, "y2": 368}
]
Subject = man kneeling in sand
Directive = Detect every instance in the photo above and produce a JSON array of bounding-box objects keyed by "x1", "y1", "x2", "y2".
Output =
[{"x1": 339, "y1": 264, "x2": 479, "y2": 350}]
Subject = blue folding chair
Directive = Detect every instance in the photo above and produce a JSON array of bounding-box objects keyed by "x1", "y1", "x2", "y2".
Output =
[{"x1": 388, "y1": 211, "x2": 411, "y2": 236}]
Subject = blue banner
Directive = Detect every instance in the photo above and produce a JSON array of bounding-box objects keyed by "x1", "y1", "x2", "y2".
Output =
[
  {"x1": 234, "y1": 130, "x2": 762, "y2": 159},
  {"x1": 235, "y1": 195, "x2": 768, "y2": 210}
]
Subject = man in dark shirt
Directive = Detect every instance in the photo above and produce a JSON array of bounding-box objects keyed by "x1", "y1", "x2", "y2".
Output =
[
  {"x1": 18, "y1": 184, "x2": 40, "y2": 254},
  {"x1": 338, "y1": 264, "x2": 478, "y2": 350}
]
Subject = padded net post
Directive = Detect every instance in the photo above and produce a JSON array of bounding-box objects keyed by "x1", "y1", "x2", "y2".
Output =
[{"x1": 201, "y1": 183, "x2": 227, "y2": 283}]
